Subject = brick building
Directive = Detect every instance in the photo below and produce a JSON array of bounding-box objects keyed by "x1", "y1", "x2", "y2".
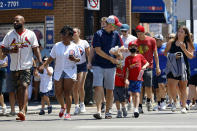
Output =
[{"x1": 0, "y1": 0, "x2": 132, "y2": 48}]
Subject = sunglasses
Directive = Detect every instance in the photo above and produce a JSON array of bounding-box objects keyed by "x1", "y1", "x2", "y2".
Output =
[
  {"x1": 111, "y1": 24, "x2": 118, "y2": 28},
  {"x1": 121, "y1": 30, "x2": 127, "y2": 33}
]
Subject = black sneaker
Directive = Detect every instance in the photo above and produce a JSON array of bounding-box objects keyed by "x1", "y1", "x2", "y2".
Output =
[
  {"x1": 134, "y1": 112, "x2": 139, "y2": 118},
  {"x1": 101, "y1": 102, "x2": 106, "y2": 113},
  {"x1": 39, "y1": 109, "x2": 45, "y2": 115},
  {"x1": 48, "y1": 106, "x2": 52, "y2": 114},
  {"x1": 93, "y1": 113, "x2": 102, "y2": 119}
]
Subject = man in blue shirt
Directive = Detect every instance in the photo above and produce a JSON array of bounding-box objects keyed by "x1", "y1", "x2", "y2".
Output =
[
  {"x1": 92, "y1": 15, "x2": 122, "y2": 119},
  {"x1": 187, "y1": 42, "x2": 197, "y2": 109},
  {"x1": 153, "y1": 34, "x2": 167, "y2": 111}
]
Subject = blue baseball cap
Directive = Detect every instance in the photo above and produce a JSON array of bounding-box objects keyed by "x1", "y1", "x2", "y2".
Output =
[{"x1": 120, "y1": 24, "x2": 130, "y2": 31}]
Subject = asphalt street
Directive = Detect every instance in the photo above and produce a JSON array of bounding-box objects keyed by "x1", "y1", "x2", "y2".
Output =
[{"x1": 1, "y1": 102, "x2": 197, "y2": 131}]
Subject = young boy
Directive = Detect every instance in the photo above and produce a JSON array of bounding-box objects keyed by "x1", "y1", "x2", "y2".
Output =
[
  {"x1": 34, "y1": 56, "x2": 53, "y2": 115},
  {"x1": 125, "y1": 42, "x2": 149, "y2": 118},
  {"x1": 109, "y1": 46, "x2": 127, "y2": 118}
]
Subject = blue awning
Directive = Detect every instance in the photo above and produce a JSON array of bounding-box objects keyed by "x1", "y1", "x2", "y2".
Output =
[
  {"x1": 132, "y1": 0, "x2": 169, "y2": 23},
  {"x1": 0, "y1": 0, "x2": 53, "y2": 10}
]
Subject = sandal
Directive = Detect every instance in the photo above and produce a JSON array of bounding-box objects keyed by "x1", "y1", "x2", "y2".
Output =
[
  {"x1": 105, "y1": 112, "x2": 112, "y2": 119},
  {"x1": 16, "y1": 111, "x2": 25, "y2": 121}
]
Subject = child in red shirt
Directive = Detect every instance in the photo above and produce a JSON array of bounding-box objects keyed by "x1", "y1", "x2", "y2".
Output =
[
  {"x1": 125, "y1": 42, "x2": 149, "y2": 118},
  {"x1": 110, "y1": 46, "x2": 127, "y2": 118}
]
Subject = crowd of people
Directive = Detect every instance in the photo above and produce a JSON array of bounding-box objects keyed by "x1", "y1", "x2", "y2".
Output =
[{"x1": 0, "y1": 14, "x2": 197, "y2": 121}]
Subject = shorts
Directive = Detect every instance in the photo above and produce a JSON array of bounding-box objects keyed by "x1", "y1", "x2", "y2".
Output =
[
  {"x1": 0, "y1": 68, "x2": 7, "y2": 94},
  {"x1": 153, "y1": 72, "x2": 166, "y2": 89},
  {"x1": 93, "y1": 66, "x2": 116, "y2": 90},
  {"x1": 77, "y1": 62, "x2": 87, "y2": 73},
  {"x1": 11, "y1": 69, "x2": 31, "y2": 89},
  {"x1": 188, "y1": 74, "x2": 197, "y2": 86},
  {"x1": 167, "y1": 72, "x2": 182, "y2": 80},
  {"x1": 142, "y1": 68, "x2": 153, "y2": 87},
  {"x1": 6, "y1": 73, "x2": 15, "y2": 92},
  {"x1": 113, "y1": 86, "x2": 126, "y2": 102},
  {"x1": 128, "y1": 80, "x2": 142, "y2": 93},
  {"x1": 60, "y1": 71, "x2": 72, "y2": 79},
  {"x1": 40, "y1": 91, "x2": 50, "y2": 97}
]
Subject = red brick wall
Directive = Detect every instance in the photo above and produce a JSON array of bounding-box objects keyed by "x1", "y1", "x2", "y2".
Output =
[{"x1": 0, "y1": 0, "x2": 85, "y2": 43}]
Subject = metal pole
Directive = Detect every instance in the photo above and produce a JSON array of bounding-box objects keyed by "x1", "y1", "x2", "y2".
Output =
[{"x1": 190, "y1": 0, "x2": 194, "y2": 33}]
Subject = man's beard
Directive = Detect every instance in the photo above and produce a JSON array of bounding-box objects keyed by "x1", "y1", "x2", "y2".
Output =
[{"x1": 14, "y1": 24, "x2": 22, "y2": 30}]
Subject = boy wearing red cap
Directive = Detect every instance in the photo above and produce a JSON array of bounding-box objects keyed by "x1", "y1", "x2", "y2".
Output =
[
  {"x1": 125, "y1": 42, "x2": 149, "y2": 118},
  {"x1": 135, "y1": 25, "x2": 161, "y2": 113}
]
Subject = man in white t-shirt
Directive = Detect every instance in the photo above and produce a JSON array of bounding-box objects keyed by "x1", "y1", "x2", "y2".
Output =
[
  {"x1": 1, "y1": 15, "x2": 42, "y2": 121},
  {"x1": 120, "y1": 24, "x2": 137, "y2": 49}
]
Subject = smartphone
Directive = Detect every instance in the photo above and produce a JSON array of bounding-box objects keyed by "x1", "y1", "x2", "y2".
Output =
[{"x1": 176, "y1": 52, "x2": 182, "y2": 56}]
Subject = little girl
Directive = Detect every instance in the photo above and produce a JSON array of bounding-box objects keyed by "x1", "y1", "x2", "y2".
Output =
[{"x1": 34, "y1": 56, "x2": 53, "y2": 115}]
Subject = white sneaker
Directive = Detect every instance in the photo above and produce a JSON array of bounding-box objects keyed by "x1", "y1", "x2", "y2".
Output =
[
  {"x1": 171, "y1": 103, "x2": 176, "y2": 112},
  {"x1": 2, "y1": 104, "x2": 7, "y2": 115},
  {"x1": 186, "y1": 103, "x2": 192, "y2": 110},
  {"x1": 181, "y1": 107, "x2": 187, "y2": 114},
  {"x1": 160, "y1": 102, "x2": 166, "y2": 111},
  {"x1": 191, "y1": 104, "x2": 197, "y2": 110},
  {"x1": 80, "y1": 103, "x2": 86, "y2": 113},
  {"x1": 74, "y1": 106, "x2": 80, "y2": 115},
  {"x1": 153, "y1": 105, "x2": 160, "y2": 111}
]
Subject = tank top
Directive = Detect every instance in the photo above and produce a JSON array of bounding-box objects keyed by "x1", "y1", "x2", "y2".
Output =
[{"x1": 169, "y1": 41, "x2": 190, "y2": 78}]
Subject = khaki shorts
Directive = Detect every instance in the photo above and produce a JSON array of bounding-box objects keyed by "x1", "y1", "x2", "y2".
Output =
[{"x1": 11, "y1": 69, "x2": 31, "y2": 88}]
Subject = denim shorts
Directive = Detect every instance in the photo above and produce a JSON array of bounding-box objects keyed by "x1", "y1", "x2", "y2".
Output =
[
  {"x1": 77, "y1": 62, "x2": 87, "y2": 73},
  {"x1": 92, "y1": 66, "x2": 116, "y2": 90},
  {"x1": 60, "y1": 71, "x2": 71, "y2": 79},
  {"x1": 40, "y1": 91, "x2": 50, "y2": 97},
  {"x1": 128, "y1": 80, "x2": 142, "y2": 93},
  {"x1": 153, "y1": 72, "x2": 166, "y2": 89}
]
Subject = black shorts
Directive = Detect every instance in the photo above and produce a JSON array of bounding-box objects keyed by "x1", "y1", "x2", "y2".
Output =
[
  {"x1": 77, "y1": 62, "x2": 87, "y2": 73},
  {"x1": 167, "y1": 72, "x2": 186, "y2": 81},
  {"x1": 188, "y1": 74, "x2": 197, "y2": 86},
  {"x1": 142, "y1": 69, "x2": 153, "y2": 87},
  {"x1": 40, "y1": 91, "x2": 50, "y2": 97},
  {"x1": 113, "y1": 86, "x2": 126, "y2": 102},
  {"x1": 0, "y1": 68, "x2": 7, "y2": 94}
]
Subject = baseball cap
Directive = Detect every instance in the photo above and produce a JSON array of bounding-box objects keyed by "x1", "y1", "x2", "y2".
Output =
[
  {"x1": 136, "y1": 25, "x2": 145, "y2": 33},
  {"x1": 106, "y1": 15, "x2": 122, "y2": 27},
  {"x1": 128, "y1": 41, "x2": 137, "y2": 48},
  {"x1": 42, "y1": 56, "x2": 48, "y2": 61},
  {"x1": 120, "y1": 24, "x2": 130, "y2": 31},
  {"x1": 154, "y1": 34, "x2": 163, "y2": 41}
]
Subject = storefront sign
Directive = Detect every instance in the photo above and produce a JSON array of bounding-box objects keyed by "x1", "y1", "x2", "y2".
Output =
[
  {"x1": 132, "y1": 0, "x2": 165, "y2": 13},
  {"x1": 45, "y1": 16, "x2": 54, "y2": 49},
  {"x1": 87, "y1": 0, "x2": 100, "y2": 10},
  {"x1": 0, "y1": 0, "x2": 53, "y2": 10}
]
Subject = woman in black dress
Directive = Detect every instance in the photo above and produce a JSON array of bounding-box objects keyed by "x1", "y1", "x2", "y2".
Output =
[{"x1": 164, "y1": 26, "x2": 194, "y2": 113}]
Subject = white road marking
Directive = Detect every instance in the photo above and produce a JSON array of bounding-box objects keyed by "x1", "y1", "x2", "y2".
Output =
[{"x1": 77, "y1": 125, "x2": 197, "y2": 129}]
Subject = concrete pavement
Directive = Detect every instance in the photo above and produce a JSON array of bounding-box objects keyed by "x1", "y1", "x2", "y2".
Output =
[{"x1": 0, "y1": 102, "x2": 197, "y2": 131}]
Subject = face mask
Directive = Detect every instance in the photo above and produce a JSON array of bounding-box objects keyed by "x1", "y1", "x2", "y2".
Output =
[
  {"x1": 14, "y1": 23, "x2": 22, "y2": 30},
  {"x1": 129, "y1": 48, "x2": 137, "y2": 53}
]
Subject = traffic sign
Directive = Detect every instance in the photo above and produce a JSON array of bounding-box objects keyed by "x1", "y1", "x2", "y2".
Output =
[{"x1": 87, "y1": 0, "x2": 100, "y2": 10}]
